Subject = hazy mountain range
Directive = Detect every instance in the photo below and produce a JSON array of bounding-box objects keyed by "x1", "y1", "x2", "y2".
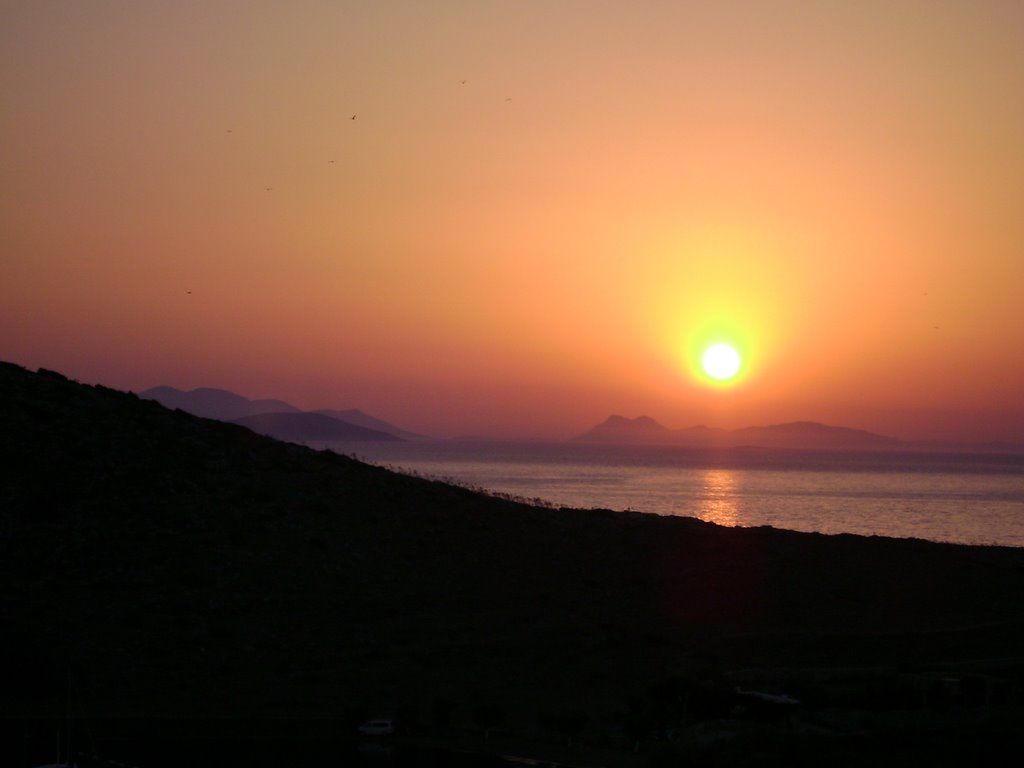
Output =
[
  {"x1": 575, "y1": 414, "x2": 1024, "y2": 454},
  {"x1": 141, "y1": 386, "x2": 1023, "y2": 454},
  {"x1": 575, "y1": 415, "x2": 901, "y2": 451},
  {"x1": 140, "y1": 385, "x2": 424, "y2": 442}
]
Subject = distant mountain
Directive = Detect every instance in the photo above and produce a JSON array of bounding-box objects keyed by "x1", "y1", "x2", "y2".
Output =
[
  {"x1": 577, "y1": 416, "x2": 902, "y2": 451},
  {"x1": 140, "y1": 386, "x2": 302, "y2": 421},
  {"x1": 575, "y1": 415, "x2": 674, "y2": 443},
  {"x1": 231, "y1": 412, "x2": 400, "y2": 442},
  {"x1": 732, "y1": 421, "x2": 902, "y2": 451},
  {"x1": 141, "y1": 386, "x2": 421, "y2": 441},
  {"x1": 313, "y1": 408, "x2": 426, "y2": 441}
]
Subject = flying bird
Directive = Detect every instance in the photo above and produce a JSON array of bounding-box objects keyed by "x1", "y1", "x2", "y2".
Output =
[{"x1": 351, "y1": 114, "x2": 356, "y2": 120}]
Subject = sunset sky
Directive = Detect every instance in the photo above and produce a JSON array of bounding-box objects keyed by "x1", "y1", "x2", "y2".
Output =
[{"x1": 4, "y1": 1, "x2": 1023, "y2": 441}]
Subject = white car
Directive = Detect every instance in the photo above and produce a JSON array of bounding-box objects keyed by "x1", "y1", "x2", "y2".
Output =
[{"x1": 358, "y1": 719, "x2": 395, "y2": 736}]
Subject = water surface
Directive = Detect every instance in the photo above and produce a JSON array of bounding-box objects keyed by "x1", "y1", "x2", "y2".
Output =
[{"x1": 320, "y1": 441, "x2": 1024, "y2": 547}]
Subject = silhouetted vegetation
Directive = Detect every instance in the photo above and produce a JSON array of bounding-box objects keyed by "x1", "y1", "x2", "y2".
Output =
[{"x1": 3, "y1": 360, "x2": 1024, "y2": 765}]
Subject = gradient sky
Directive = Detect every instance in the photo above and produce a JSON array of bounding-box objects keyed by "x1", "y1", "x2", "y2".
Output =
[{"x1": 4, "y1": 1, "x2": 1023, "y2": 440}]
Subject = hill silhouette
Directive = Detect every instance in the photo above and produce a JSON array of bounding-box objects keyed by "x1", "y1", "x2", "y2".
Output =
[
  {"x1": 139, "y1": 385, "x2": 302, "y2": 421},
  {"x1": 575, "y1": 414, "x2": 1024, "y2": 453},
  {"x1": 313, "y1": 408, "x2": 427, "y2": 441},
  {"x1": 231, "y1": 411, "x2": 401, "y2": 442},
  {"x1": 4, "y1": 362, "x2": 1024, "y2": 762},
  {"x1": 141, "y1": 385, "x2": 420, "y2": 441},
  {"x1": 576, "y1": 415, "x2": 903, "y2": 450}
]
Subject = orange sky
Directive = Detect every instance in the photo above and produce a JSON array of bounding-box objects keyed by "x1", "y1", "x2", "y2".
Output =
[{"x1": 3, "y1": 1, "x2": 1023, "y2": 440}]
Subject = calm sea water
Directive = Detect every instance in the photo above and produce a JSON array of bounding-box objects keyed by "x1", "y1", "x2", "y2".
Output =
[{"x1": 320, "y1": 440, "x2": 1024, "y2": 548}]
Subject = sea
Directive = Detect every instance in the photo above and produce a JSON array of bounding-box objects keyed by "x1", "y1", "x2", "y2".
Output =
[{"x1": 319, "y1": 440, "x2": 1024, "y2": 548}]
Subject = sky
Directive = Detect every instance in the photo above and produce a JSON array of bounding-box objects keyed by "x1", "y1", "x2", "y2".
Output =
[{"x1": 3, "y1": 0, "x2": 1024, "y2": 441}]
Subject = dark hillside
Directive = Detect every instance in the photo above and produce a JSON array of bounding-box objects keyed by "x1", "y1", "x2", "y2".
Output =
[{"x1": 3, "y1": 361, "x2": 1024, "y2": 760}]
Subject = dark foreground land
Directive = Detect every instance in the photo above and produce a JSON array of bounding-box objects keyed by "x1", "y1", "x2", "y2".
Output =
[{"x1": 3, "y1": 361, "x2": 1024, "y2": 766}]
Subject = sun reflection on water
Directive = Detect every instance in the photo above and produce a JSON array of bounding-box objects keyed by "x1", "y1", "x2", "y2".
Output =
[{"x1": 696, "y1": 469, "x2": 741, "y2": 527}]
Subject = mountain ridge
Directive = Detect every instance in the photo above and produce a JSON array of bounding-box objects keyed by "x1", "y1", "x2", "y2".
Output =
[
  {"x1": 140, "y1": 385, "x2": 419, "y2": 441},
  {"x1": 575, "y1": 414, "x2": 898, "y2": 450},
  {"x1": 231, "y1": 411, "x2": 402, "y2": 442},
  {"x1": 140, "y1": 385, "x2": 301, "y2": 421},
  {"x1": 576, "y1": 414, "x2": 1022, "y2": 453},
  {"x1": 313, "y1": 408, "x2": 426, "y2": 441}
]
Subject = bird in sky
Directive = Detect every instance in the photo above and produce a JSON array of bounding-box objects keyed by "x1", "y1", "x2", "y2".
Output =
[{"x1": 351, "y1": 114, "x2": 356, "y2": 120}]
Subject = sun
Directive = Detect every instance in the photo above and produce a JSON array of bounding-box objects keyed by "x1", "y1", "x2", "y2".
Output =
[
  {"x1": 701, "y1": 343, "x2": 742, "y2": 381},
  {"x1": 681, "y1": 319, "x2": 752, "y2": 387}
]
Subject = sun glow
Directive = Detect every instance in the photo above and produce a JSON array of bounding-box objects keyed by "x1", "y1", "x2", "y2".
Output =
[
  {"x1": 678, "y1": 318, "x2": 754, "y2": 389},
  {"x1": 701, "y1": 343, "x2": 742, "y2": 381}
]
